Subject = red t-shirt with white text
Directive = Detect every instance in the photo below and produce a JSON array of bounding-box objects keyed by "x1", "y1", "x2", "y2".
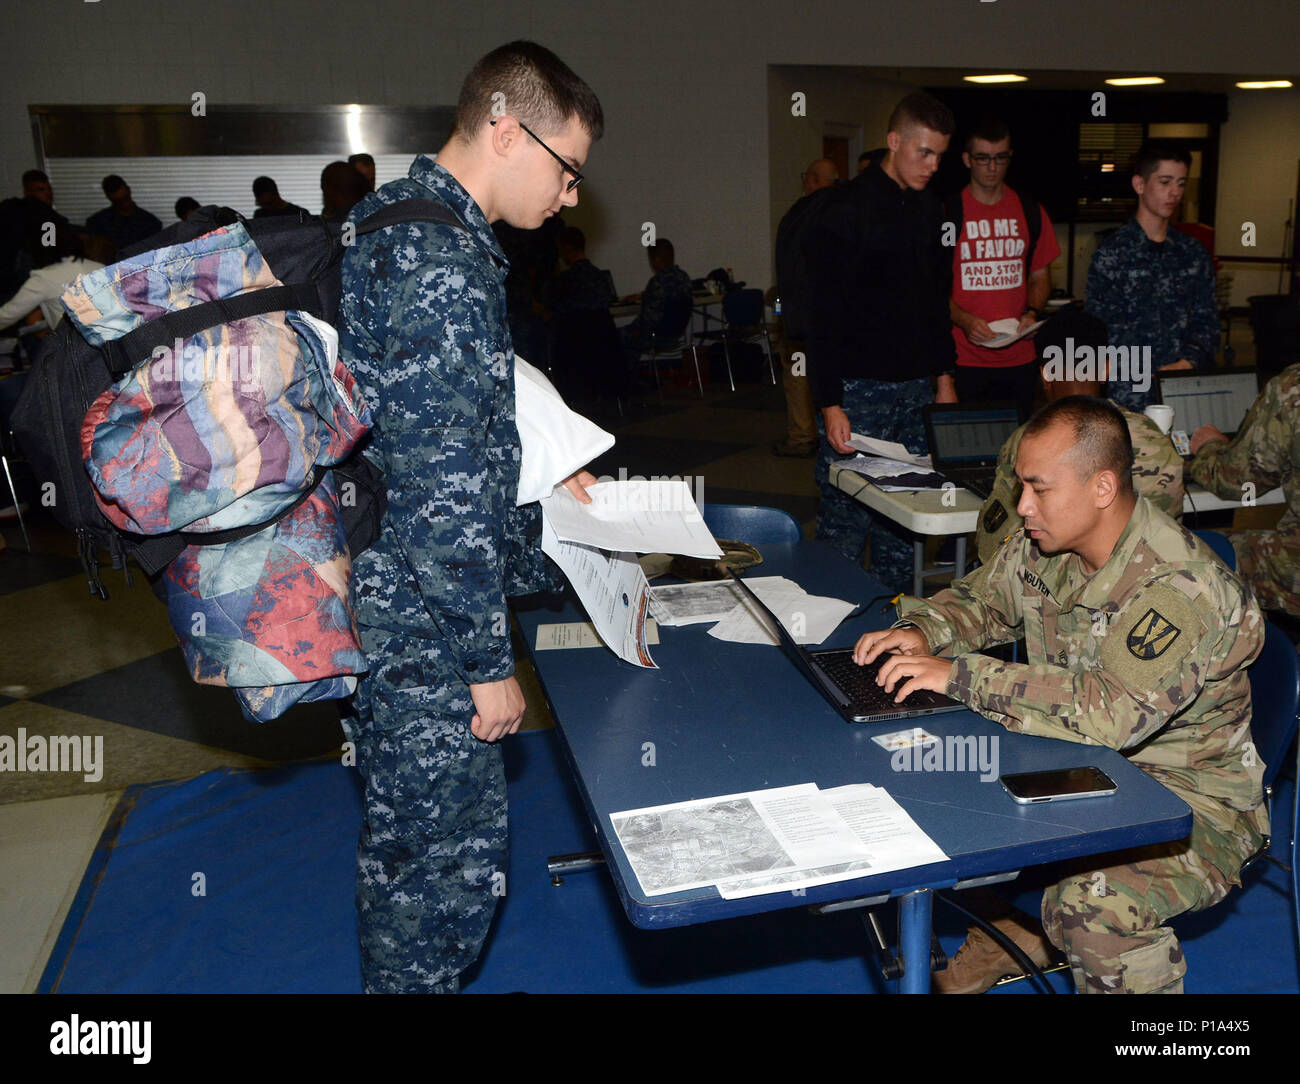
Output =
[{"x1": 950, "y1": 187, "x2": 1060, "y2": 368}]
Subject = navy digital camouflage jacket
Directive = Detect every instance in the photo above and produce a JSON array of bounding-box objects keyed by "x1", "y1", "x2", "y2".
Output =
[
  {"x1": 1086, "y1": 218, "x2": 1219, "y2": 411},
  {"x1": 340, "y1": 155, "x2": 560, "y2": 687}
]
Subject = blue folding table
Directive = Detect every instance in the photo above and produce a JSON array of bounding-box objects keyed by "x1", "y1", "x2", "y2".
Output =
[{"x1": 514, "y1": 539, "x2": 1192, "y2": 993}]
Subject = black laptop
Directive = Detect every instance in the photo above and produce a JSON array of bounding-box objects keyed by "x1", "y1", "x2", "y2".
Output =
[
  {"x1": 729, "y1": 574, "x2": 964, "y2": 724},
  {"x1": 923, "y1": 403, "x2": 1024, "y2": 500}
]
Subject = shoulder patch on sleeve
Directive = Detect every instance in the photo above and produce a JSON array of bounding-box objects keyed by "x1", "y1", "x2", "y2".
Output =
[
  {"x1": 982, "y1": 500, "x2": 1007, "y2": 535},
  {"x1": 1099, "y1": 583, "x2": 1203, "y2": 686}
]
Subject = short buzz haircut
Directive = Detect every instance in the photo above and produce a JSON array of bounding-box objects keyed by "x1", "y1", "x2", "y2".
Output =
[
  {"x1": 965, "y1": 117, "x2": 1011, "y2": 153},
  {"x1": 455, "y1": 40, "x2": 604, "y2": 143},
  {"x1": 252, "y1": 175, "x2": 278, "y2": 197},
  {"x1": 557, "y1": 225, "x2": 586, "y2": 251},
  {"x1": 887, "y1": 92, "x2": 955, "y2": 137},
  {"x1": 347, "y1": 153, "x2": 375, "y2": 168},
  {"x1": 101, "y1": 174, "x2": 127, "y2": 196},
  {"x1": 1022, "y1": 395, "x2": 1135, "y2": 495},
  {"x1": 1132, "y1": 140, "x2": 1192, "y2": 181},
  {"x1": 22, "y1": 169, "x2": 48, "y2": 186},
  {"x1": 649, "y1": 238, "x2": 675, "y2": 264}
]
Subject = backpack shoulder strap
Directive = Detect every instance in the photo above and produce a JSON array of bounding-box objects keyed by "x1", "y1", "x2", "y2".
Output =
[
  {"x1": 99, "y1": 200, "x2": 469, "y2": 377},
  {"x1": 101, "y1": 281, "x2": 322, "y2": 377},
  {"x1": 354, "y1": 199, "x2": 466, "y2": 236}
]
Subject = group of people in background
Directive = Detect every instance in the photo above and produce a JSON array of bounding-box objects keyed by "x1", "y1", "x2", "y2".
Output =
[
  {"x1": 774, "y1": 90, "x2": 1299, "y2": 998},
  {"x1": 0, "y1": 154, "x2": 381, "y2": 348}
]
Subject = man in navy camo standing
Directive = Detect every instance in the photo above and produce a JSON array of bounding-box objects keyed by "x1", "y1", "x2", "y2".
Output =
[{"x1": 339, "y1": 40, "x2": 602, "y2": 994}]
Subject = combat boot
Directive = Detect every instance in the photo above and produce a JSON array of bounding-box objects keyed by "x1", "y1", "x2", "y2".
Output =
[{"x1": 933, "y1": 910, "x2": 1055, "y2": 994}]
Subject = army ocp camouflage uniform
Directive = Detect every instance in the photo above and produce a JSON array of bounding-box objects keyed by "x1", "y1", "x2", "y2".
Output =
[
  {"x1": 976, "y1": 407, "x2": 1184, "y2": 564},
  {"x1": 1085, "y1": 219, "x2": 1220, "y2": 412},
  {"x1": 815, "y1": 375, "x2": 931, "y2": 595},
  {"x1": 339, "y1": 155, "x2": 561, "y2": 994},
  {"x1": 896, "y1": 496, "x2": 1267, "y2": 993},
  {"x1": 1189, "y1": 363, "x2": 1300, "y2": 617}
]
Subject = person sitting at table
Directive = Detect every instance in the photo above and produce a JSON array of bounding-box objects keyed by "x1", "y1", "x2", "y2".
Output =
[
  {"x1": 855, "y1": 394, "x2": 1267, "y2": 995},
  {"x1": 619, "y1": 237, "x2": 692, "y2": 357},
  {"x1": 543, "y1": 226, "x2": 615, "y2": 316},
  {"x1": 974, "y1": 306, "x2": 1183, "y2": 564},
  {"x1": 1188, "y1": 363, "x2": 1300, "y2": 619}
]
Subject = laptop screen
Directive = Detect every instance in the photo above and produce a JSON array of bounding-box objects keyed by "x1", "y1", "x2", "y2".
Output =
[
  {"x1": 928, "y1": 407, "x2": 1022, "y2": 468},
  {"x1": 1158, "y1": 371, "x2": 1259, "y2": 435}
]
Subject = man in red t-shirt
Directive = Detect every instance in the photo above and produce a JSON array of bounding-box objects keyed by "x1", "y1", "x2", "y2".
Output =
[{"x1": 949, "y1": 120, "x2": 1060, "y2": 419}]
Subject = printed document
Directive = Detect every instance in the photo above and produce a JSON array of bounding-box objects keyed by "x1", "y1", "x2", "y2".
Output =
[
  {"x1": 706, "y1": 575, "x2": 857, "y2": 645},
  {"x1": 541, "y1": 480, "x2": 722, "y2": 558},
  {"x1": 541, "y1": 517, "x2": 657, "y2": 668}
]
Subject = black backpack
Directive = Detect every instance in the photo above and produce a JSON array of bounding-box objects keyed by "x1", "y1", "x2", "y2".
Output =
[
  {"x1": 942, "y1": 187, "x2": 1043, "y2": 270},
  {"x1": 773, "y1": 184, "x2": 840, "y2": 342},
  {"x1": 10, "y1": 199, "x2": 465, "y2": 599}
]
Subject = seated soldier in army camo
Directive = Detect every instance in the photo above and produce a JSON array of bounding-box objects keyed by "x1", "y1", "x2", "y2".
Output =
[
  {"x1": 855, "y1": 395, "x2": 1267, "y2": 995},
  {"x1": 975, "y1": 307, "x2": 1183, "y2": 565},
  {"x1": 1189, "y1": 363, "x2": 1300, "y2": 620}
]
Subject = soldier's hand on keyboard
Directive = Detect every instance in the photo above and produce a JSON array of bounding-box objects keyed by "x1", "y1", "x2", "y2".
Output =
[
  {"x1": 853, "y1": 626, "x2": 929, "y2": 666},
  {"x1": 875, "y1": 654, "x2": 955, "y2": 704}
]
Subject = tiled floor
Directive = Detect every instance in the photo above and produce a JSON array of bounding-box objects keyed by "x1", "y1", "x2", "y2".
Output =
[{"x1": 0, "y1": 372, "x2": 822, "y2": 990}]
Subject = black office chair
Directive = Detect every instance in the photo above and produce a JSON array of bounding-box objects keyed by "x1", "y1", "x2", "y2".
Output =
[
  {"x1": 693, "y1": 288, "x2": 777, "y2": 391},
  {"x1": 634, "y1": 296, "x2": 704, "y2": 399}
]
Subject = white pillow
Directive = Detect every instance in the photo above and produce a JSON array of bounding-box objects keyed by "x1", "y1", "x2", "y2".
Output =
[{"x1": 514, "y1": 355, "x2": 615, "y2": 505}]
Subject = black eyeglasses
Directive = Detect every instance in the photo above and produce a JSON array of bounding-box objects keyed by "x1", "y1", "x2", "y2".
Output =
[
  {"x1": 970, "y1": 152, "x2": 1012, "y2": 166},
  {"x1": 491, "y1": 118, "x2": 584, "y2": 191}
]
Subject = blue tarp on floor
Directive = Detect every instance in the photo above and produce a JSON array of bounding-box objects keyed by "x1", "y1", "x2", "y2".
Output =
[{"x1": 41, "y1": 730, "x2": 1300, "y2": 995}]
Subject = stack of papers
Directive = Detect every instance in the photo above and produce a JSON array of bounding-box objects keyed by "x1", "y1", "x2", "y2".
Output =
[
  {"x1": 610, "y1": 782, "x2": 947, "y2": 899},
  {"x1": 539, "y1": 480, "x2": 723, "y2": 668},
  {"x1": 837, "y1": 434, "x2": 942, "y2": 491},
  {"x1": 980, "y1": 316, "x2": 1045, "y2": 349},
  {"x1": 647, "y1": 575, "x2": 856, "y2": 645}
]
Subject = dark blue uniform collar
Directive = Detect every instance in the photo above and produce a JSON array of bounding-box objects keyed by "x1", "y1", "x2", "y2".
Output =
[{"x1": 406, "y1": 154, "x2": 508, "y2": 269}]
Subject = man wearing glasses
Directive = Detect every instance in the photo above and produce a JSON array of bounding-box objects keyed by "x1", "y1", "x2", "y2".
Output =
[
  {"x1": 339, "y1": 40, "x2": 601, "y2": 994},
  {"x1": 948, "y1": 119, "x2": 1059, "y2": 418}
]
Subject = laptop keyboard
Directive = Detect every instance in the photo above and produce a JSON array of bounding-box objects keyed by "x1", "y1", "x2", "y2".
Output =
[{"x1": 814, "y1": 650, "x2": 933, "y2": 711}]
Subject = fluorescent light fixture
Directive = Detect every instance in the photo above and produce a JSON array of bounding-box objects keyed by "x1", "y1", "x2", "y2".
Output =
[
  {"x1": 1235, "y1": 80, "x2": 1293, "y2": 89},
  {"x1": 1104, "y1": 76, "x2": 1166, "y2": 86},
  {"x1": 962, "y1": 74, "x2": 1028, "y2": 84},
  {"x1": 1100, "y1": 163, "x2": 1115, "y2": 173},
  {"x1": 346, "y1": 104, "x2": 364, "y2": 154}
]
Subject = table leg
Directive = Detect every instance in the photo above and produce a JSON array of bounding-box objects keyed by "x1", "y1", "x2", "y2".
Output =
[
  {"x1": 897, "y1": 889, "x2": 933, "y2": 994},
  {"x1": 954, "y1": 536, "x2": 967, "y2": 580},
  {"x1": 912, "y1": 540, "x2": 924, "y2": 598}
]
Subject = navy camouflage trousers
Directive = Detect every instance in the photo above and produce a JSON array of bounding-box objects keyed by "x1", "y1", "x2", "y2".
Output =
[
  {"x1": 340, "y1": 626, "x2": 508, "y2": 994},
  {"x1": 815, "y1": 376, "x2": 931, "y2": 595}
]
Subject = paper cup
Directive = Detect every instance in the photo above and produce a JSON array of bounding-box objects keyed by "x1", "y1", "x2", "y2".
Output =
[{"x1": 1144, "y1": 405, "x2": 1174, "y2": 434}]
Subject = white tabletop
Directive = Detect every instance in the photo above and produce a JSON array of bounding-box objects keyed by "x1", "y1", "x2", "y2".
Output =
[
  {"x1": 831, "y1": 464, "x2": 1286, "y2": 536},
  {"x1": 829, "y1": 463, "x2": 982, "y2": 535}
]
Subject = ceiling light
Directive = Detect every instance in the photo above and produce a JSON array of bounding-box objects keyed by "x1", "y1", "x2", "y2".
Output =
[
  {"x1": 962, "y1": 74, "x2": 1028, "y2": 84},
  {"x1": 1104, "y1": 77, "x2": 1166, "y2": 86},
  {"x1": 1235, "y1": 80, "x2": 1293, "y2": 89}
]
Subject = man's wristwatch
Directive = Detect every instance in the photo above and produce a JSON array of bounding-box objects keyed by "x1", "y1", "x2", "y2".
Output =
[{"x1": 1022, "y1": 307, "x2": 1040, "y2": 320}]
